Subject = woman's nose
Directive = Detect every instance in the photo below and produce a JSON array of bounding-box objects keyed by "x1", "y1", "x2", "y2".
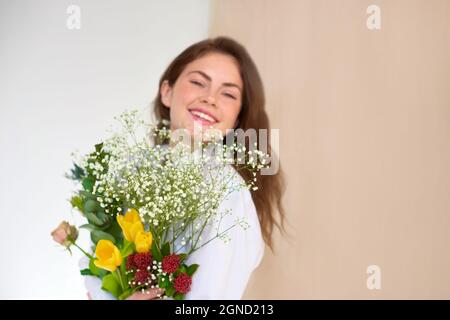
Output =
[{"x1": 200, "y1": 96, "x2": 216, "y2": 107}]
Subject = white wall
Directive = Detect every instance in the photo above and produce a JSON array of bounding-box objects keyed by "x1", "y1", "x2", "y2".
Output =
[{"x1": 0, "y1": 0, "x2": 210, "y2": 299}]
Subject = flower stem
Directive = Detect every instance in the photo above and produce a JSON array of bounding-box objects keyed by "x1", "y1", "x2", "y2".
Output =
[
  {"x1": 71, "y1": 241, "x2": 95, "y2": 260},
  {"x1": 116, "y1": 269, "x2": 126, "y2": 292}
]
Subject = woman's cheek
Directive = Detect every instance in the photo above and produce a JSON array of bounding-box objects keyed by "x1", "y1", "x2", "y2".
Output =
[{"x1": 224, "y1": 105, "x2": 241, "y2": 128}]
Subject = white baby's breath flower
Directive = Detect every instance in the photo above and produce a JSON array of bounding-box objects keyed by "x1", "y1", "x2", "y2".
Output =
[{"x1": 71, "y1": 109, "x2": 267, "y2": 258}]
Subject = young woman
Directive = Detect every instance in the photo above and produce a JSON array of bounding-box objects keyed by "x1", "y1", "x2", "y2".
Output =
[{"x1": 84, "y1": 36, "x2": 285, "y2": 300}]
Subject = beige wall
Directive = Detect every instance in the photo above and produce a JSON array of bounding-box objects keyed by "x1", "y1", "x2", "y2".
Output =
[{"x1": 209, "y1": 0, "x2": 450, "y2": 299}]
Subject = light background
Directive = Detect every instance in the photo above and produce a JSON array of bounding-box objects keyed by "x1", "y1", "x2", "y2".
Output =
[
  {"x1": 214, "y1": 0, "x2": 449, "y2": 299},
  {"x1": 1, "y1": 0, "x2": 450, "y2": 299},
  {"x1": 0, "y1": 0, "x2": 210, "y2": 299}
]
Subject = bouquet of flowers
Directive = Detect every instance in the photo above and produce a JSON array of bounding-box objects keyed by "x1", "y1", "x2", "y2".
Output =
[{"x1": 51, "y1": 110, "x2": 268, "y2": 300}]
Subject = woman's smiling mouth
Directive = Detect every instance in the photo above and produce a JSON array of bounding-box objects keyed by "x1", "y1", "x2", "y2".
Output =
[{"x1": 189, "y1": 108, "x2": 218, "y2": 126}]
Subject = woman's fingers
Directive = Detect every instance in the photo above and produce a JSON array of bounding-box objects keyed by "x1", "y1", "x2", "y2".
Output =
[{"x1": 127, "y1": 288, "x2": 165, "y2": 300}]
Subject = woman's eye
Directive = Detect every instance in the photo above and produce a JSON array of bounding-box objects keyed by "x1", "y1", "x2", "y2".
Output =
[
  {"x1": 223, "y1": 93, "x2": 237, "y2": 100},
  {"x1": 190, "y1": 80, "x2": 204, "y2": 87}
]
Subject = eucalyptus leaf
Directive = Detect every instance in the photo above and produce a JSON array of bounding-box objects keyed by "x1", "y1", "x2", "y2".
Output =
[
  {"x1": 83, "y1": 199, "x2": 99, "y2": 213},
  {"x1": 96, "y1": 210, "x2": 110, "y2": 224},
  {"x1": 85, "y1": 212, "x2": 105, "y2": 227},
  {"x1": 79, "y1": 224, "x2": 99, "y2": 232},
  {"x1": 104, "y1": 220, "x2": 124, "y2": 243},
  {"x1": 91, "y1": 230, "x2": 116, "y2": 244}
]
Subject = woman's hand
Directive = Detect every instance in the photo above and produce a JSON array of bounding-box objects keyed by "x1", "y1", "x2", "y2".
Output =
[{"x1": 126, "y1": 288, "x2": 165, "y2": 300}]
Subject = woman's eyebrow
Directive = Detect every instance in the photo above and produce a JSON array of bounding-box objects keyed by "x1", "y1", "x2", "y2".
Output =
[{"x1": 188, "y1": 70, "x2": 242, "y2": 92}]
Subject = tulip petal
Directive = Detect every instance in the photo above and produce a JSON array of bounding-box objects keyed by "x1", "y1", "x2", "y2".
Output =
[
  {"x1": 94, "y1": 259, "x2": 117, "y2": 272},
  {"x1": 117, "y1": 209, "x2": 144, "y2": 242}
]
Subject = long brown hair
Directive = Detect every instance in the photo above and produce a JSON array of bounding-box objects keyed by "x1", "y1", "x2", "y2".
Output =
[{"x1": 152, "y1": 36, "x2": 286, "y2": 250}]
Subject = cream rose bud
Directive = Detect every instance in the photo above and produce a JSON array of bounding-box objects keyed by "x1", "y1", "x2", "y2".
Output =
[{"x1": 51, "y1": 221, "x2": 78, "y2": 247}]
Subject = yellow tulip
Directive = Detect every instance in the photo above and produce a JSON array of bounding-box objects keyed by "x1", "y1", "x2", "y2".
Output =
[
  {"x1": 134, "y1": 230, "x2": 153, "y2": 253},
  {"x1": 117, "y1": 208, "x2": 144, "y2": 242},
  {"x1": 94, "y1": 240, "x2": 122, "y2": 272}
]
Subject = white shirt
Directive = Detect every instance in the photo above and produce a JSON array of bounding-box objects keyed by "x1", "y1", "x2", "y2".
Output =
[{"x1": 80, "y1": 163, "x2": 265, "y2": 300}]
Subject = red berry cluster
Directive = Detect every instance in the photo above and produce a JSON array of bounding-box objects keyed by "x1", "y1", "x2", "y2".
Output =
[
  {"x1": 126, "y1": 252, "x2": 153, "y2": 286},
  {"x1": 126, "y1": 254, "x2": 136, "y2": 270},
  {"x1": 162, "y1": 254, "x2": 180, "y2": 274},
  {"x1": 126, "y1": 253, "x2": 152, "y2": 271},
  {"x1": 134, "y1": 252, "x2": 152, "y2": 270},
  {"x1": 173, "y1": 273, "x2": 192, "y2": 294},
  {"x1": 134, "y1": 270, "x2": 150, "y2": 285}
]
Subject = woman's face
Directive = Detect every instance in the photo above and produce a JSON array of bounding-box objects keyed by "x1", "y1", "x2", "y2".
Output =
[{"x1": 160, "y1": 52, "x2": 243, "y2": 139}]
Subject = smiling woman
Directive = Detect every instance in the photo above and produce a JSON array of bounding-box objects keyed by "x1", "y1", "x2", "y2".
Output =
[
  {"x1": 154, "y1": 37, "x2": 286, "y2": 252},
  {"x1": 83, "y1": 36, "x2": 286, "y2": 300}
]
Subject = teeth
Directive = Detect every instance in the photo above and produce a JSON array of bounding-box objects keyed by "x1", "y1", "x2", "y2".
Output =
[{"x1": 190, "y1": 110, "x2": 216, "y2": 122}]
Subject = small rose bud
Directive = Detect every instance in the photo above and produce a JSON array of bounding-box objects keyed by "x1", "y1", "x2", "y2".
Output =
[{"x1": 51, "y1": 221, "x2": 78, "y2": 248}]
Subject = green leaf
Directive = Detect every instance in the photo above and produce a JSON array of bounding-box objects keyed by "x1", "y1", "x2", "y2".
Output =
[
  {"x1": 179, "y1": 264, "x2": 187, "y2": 274},
  {"x1": 85, "y1": 212, "x2": 104, "y2": 227},
  {"x1": 67, "y1": 162, "x2": 85, "y2": 181},
  {"x1": 83, "y1": 199, "x2": 99, "y2": 213},
  {"x1": 186, "y1": 264, "x2": 199, "y2": 276},
  {"x1": 120, "y1": 240, "x2": 135, "y2": 257},
  {"x1": 82, "y1": 177, "x2": 95, "y2": 192},
  {"x1": 102, "y1": 273, "x2": 121, "y2": 299},
  {"x1": 91, "y1": 230, "x2": 116, "y2": 245},
  {"x1": 178, "y1": 253, "x2": 187, "y2": 262},
  {"x1": 95, "y1": 142, "x2": 104, "y2": 153},
  {"x1": 158, "y1": 276, "x2": 169, "y2": 289},
  {"x1": 151, "y1": 242, "x2": 163, "y2": 261},
  {"x1": 165, "y1": 286, "x2": 176, "y2": 297},
  {"x1": 79, "y1": 190, "x2": 94, "y2": 199},
  {"x1": 80, "y1": 268, "x2": 94, "y2": 276},
  {"x1": 96, "y1": 210, "x2": 110, "y2": 224},
  {"x1": 174, "y1": 293, "x2": 184, "y2": 300},
  {"x1": 79, "y1": 223, "x2": 99, "y2": 232},
  {"x1": 118, "y1": 289, "x2": 133, "y2": 300},
  {"x1": 104, "y1": 220, "x2": 124, "y2": 243},
  {"x1": 161, "y1": 242, "x2": 170, "y2": 256},
  {"x1": 70, "y1": 195, "x2": 84, "y2": 212},
  {"x1": 89, "y1": 259, "x2": 106, "y2": 277},
  {"x1": 89, "y1": 259, "x2": 99, "y2": 276}
]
